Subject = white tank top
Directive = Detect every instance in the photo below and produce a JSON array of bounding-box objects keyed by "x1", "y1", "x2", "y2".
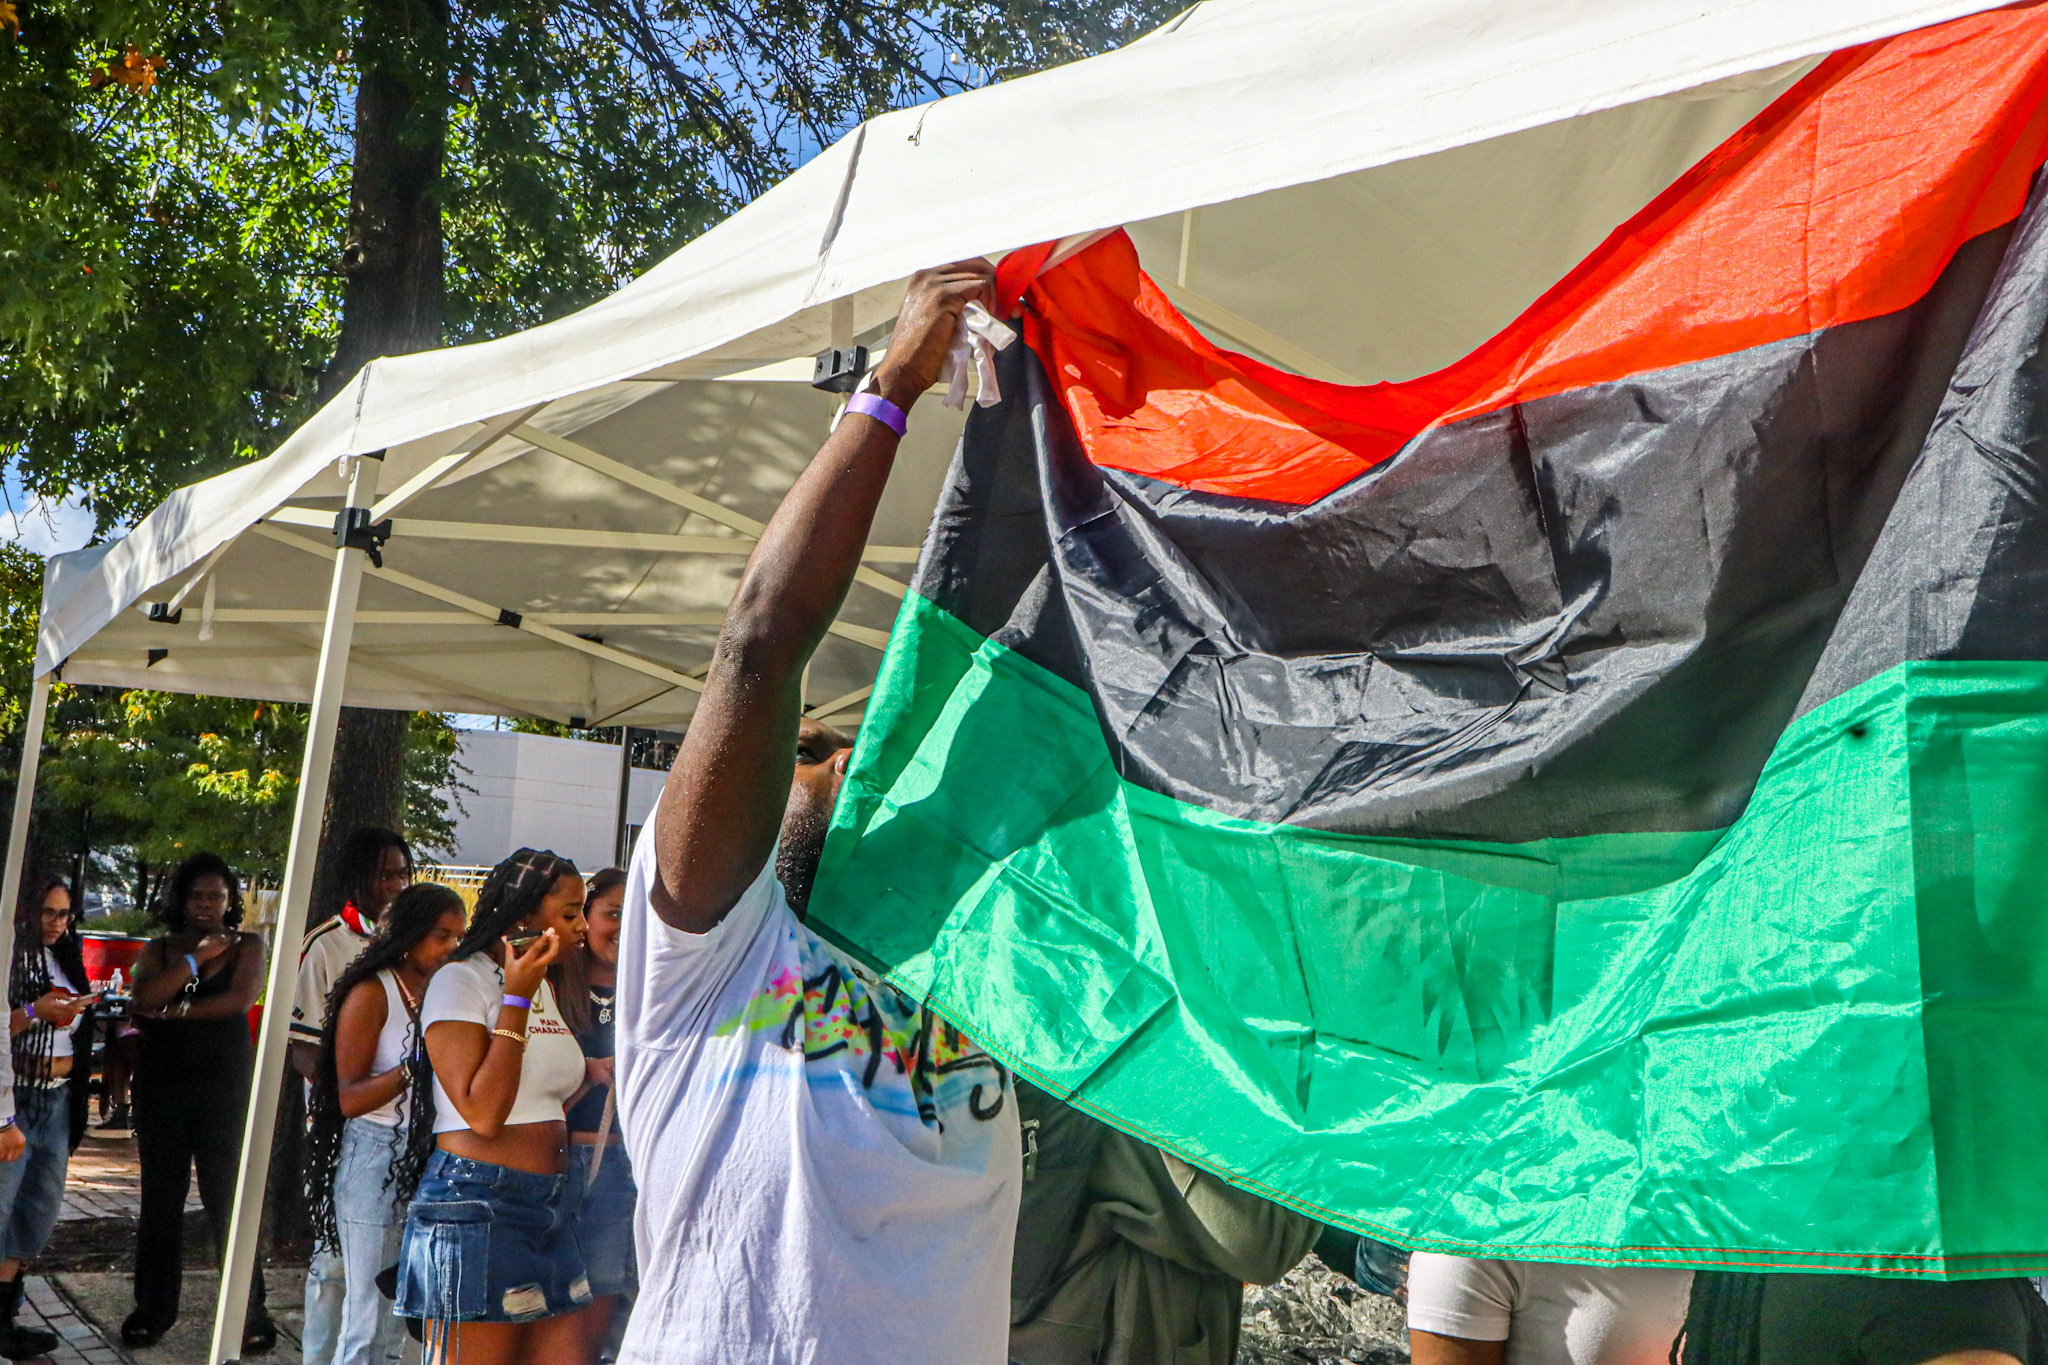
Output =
[
  {"x1": 44, "y1": 950, "x2": 83, "y2": 1060},
  {"x1": 360, "y1": 969, "x2": 416, "y2": 1127}
]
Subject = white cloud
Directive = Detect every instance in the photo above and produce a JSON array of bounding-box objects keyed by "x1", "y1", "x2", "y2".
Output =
[{"x1": 0, "y1": 494, "x2": 95, "y2": 556}]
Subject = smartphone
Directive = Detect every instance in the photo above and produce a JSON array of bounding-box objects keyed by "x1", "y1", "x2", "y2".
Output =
[{"x1": 505, "y1": 929, "x2": 544, "y2": 951}]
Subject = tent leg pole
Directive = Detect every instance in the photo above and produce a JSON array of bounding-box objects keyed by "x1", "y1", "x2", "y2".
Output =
[
  {"x1": 208, "y1": 457, "x2": 374, "y2": 1365},
  {"x1": 0, "y1": 674, "x2": 54, "y2": 961},
  {"x1": 613, "y1": 725, "x2": 635, "y2": 866}
]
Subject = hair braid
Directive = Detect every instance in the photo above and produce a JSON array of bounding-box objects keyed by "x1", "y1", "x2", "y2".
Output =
[
  {"x1": 9, "y1": 877, "x2": 67, "y2": 1121},
  {"x1": 332, "y1": 826, "x2": 413, "y2": 922},
  {"x1": 450, "y1": 848, "x2": 580, "y2": 964}
]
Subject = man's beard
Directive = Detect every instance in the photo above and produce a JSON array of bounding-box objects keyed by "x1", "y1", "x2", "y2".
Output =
[{"x1": 776, "y1": 801, "x2": 832, "y2": 919}]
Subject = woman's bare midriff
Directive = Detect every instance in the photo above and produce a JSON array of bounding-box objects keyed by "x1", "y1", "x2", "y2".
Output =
[
  {"x1": 438, "y1": 1120, "x2": 568, "y2": 1176},
  {"x1": 569, "y1": 1130, "x2": 622, "y2": 1146}
]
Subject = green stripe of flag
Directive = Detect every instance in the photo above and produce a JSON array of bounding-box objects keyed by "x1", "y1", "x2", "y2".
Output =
[{"x1": 809, "y1": 591, "x2": 2048, "y2": 1275}]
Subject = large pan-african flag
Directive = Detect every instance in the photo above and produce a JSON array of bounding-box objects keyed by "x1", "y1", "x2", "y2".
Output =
[{"x1": 811, "y1": 5, "x2": 2048, "y2": 1275}]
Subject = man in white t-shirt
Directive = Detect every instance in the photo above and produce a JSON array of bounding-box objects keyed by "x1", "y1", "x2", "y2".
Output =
[
  {"x1": 1406, "y1": 1252, "x2": 1693, "y2": 1365},
  {"x1": 615, "y1": 261, "x2": 1022, "y2": 1365}
]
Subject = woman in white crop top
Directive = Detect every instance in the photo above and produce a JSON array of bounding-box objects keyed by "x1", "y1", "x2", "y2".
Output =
[
  {"x1": 398, "y1": 848, "x2": 593, "y2": 1365},
  {"x1": 305, "y1": 883, "x2": 466, "y2": 1365}
]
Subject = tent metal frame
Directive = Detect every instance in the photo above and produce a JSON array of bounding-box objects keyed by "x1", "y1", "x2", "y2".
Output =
[{"x1": 0, "y1": 371, "x2": 913, "y2": 1362}]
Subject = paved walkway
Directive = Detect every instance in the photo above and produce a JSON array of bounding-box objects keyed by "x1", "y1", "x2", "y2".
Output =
[
  {"x1": 61, "y1": 1127, "x2": 201, "y2": 1224},
  {"x1": 29, "y1": 1123, "x2": 290, "y2": 1365},
  {"x1": 23, "y1": 1275, "x2": 128, "y2": 1365}
]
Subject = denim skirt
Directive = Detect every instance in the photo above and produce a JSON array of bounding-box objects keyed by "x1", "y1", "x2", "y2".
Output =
[{"x1": 397, "y1": 1150, "x2": 590, "y2": 1324}]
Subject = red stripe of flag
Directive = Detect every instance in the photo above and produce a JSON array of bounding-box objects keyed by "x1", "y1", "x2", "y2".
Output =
[{"x1": 1015, "y1": 2, "x2": 2048, "y2": 505}]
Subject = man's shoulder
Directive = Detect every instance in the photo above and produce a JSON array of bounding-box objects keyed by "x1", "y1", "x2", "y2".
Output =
[{"x1": 299, "y1": 915, "x2": 349, "y2": 955}]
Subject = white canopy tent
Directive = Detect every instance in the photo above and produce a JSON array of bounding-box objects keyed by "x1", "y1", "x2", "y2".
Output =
[{"x1": 0, "y1": 0, "x2": 2012, "y2": 1357}]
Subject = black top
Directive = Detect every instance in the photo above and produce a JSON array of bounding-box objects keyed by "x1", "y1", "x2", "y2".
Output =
[
  {"x1": 136, "y1": 936, "x2": 255, "y2": 1083},
  {"x1": 1760, "y1": 1273, "x2": 2037, "y2": 1365},
  {"x1": 566, "y1": 981, "x2": 614, "y2": 1134}
]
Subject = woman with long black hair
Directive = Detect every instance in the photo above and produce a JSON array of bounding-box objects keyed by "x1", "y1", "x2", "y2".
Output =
[
  {"x1": 0, "y1": 876, "x2": 97, "y2": 1358},
  {"x1": 299, "y1": 826, "x2": 416, "y2": 1365},
  {"x1": 398, "y1": 848, "x2": 592, "y2": 1365},
  {"x1": 305, "y1": 882, "x2": 467, "y2": 1365},
  {"x1": 122, "y1": 851, "x2": 276, "y2": 1353}
]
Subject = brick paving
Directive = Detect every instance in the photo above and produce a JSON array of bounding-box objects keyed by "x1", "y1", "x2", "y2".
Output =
[
  {"x1": 24, "y1": 1274, "x2": 129, "y2": 1365},
  {"x1": 62, "y1": 1129, "x2": 201, "y2": 1225},
  {"x1": 35, "y1": 1127, "x2": 257, "y2": 1364}
]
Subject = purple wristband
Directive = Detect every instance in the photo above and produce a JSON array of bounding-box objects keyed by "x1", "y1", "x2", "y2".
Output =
[
  {"x1": 21, "y1": 1002, "x2": 32, "y2": 1023},
  {"x1": 501, "y1": 994, "x2": 533, "y2": 1011},
  {"x1": 845, "y1": 391, "x2": 908, "y2": 437}
]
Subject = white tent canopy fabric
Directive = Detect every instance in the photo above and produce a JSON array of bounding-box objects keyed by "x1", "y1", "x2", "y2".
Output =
[
  {"x1": 6, "y1": 1, "x2": 2016, "y2": 1358},
  {"x1": 32, "y1": 0, "x2": 2004, "y2": 728}
]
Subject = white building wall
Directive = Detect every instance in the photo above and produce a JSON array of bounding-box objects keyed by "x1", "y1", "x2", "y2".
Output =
[{"x1": 439, "y1": 730, "x2": 666, "y2": 873}]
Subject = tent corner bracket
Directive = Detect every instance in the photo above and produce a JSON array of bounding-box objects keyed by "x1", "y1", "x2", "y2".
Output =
[{"x1": 334, "y1": 507, "x2": 394, "y2": 568}]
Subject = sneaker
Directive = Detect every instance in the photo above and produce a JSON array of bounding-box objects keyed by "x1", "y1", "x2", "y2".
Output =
[{"x1": 99, "y1": 1105, "x2": 130, "y2": 1130}]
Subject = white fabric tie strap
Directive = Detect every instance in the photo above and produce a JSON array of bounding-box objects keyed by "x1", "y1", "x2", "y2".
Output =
[{"x1": 939, "y1": 302, "x2": 1017, "y2": 410}]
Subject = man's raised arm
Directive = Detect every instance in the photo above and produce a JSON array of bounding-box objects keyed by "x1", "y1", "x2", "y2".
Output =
[{"x1": 650, "y1": 260, "x2": 999, "y2": 934}]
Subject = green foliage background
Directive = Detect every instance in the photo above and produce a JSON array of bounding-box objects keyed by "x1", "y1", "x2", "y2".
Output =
[{"x1": 0, "y1": 0, "x2": 1177, "y2": 898}]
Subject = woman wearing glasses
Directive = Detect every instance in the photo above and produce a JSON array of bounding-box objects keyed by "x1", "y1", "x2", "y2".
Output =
[{"x1": 0, "y1": 877, "x2": 98, "y2": 1358}]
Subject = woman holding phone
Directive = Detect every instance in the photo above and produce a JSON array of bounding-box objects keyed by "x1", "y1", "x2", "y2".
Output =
[
  {"x1": 0, "y1": 877, "x2": 97, "y2": 1358},
  {"x1": 399, "y1": 847, "x2": 591, "y2": 1365}
]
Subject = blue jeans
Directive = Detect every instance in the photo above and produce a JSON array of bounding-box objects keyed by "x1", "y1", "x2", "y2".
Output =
[
  {"x1": 398, "y1": 1150, "x2": 588, "y2": 1324},
  {"x1": 567, "y1": 1145, "x2": 637, "y2": 1301},
  {"x1": 301, "y1": 1246, "x2": 344, "y2": 1365},
  {"x1": 327, "y1": 1119, "x2": 407, "y2": 1365},
  {"x1": 0, "y1": 1091, "x2": 69, "y2": 1260}
]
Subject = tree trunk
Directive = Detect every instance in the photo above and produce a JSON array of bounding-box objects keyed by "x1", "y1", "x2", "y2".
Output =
[
  {"x1": 269, "y1": 0, "x2": 452, "y2": 1251},
  {"x1": 310, "y1": 0, "x2": 451, "y2": 888},
  {"x1": 308, "y1": 706, "x2": 410, "y2": 922},
  {"x1": 321, "y1": 0, "x2": 451, "y2": 401},
  {"x1": 306, "y1": 0, "x2": 451, "y2": 910}
]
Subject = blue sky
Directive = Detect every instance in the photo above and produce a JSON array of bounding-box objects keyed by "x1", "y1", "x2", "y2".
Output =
[{"x1": 1, "y1": 469, "x2": 94, "y2": 556}]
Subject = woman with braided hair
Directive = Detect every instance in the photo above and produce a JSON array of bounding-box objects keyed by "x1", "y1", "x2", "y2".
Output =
[
  {"x1": 397, "y1": 848, "x2": 593, "y2": 1365},
  {"x1": 306, "y1": 882, "x2": 466, "y2": 1365},
  {"x1": 0, "y1": 877, "x2": 97, "y2": 1358}
]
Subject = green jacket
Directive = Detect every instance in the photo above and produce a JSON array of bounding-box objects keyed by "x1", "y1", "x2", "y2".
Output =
[{"x1": 1010, "y1": 1084, "x2": 1321, "y2": 1365}]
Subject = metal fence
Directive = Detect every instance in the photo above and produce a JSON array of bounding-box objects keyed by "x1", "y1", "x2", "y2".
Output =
[{"x1": 418, "y1": 864, "x2": 493, "y2": 907}]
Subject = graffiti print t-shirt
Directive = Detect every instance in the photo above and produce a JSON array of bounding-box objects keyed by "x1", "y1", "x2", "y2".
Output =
[{"x1": 614, "y1": 812, "x2": 1021, "y2": 1365}]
